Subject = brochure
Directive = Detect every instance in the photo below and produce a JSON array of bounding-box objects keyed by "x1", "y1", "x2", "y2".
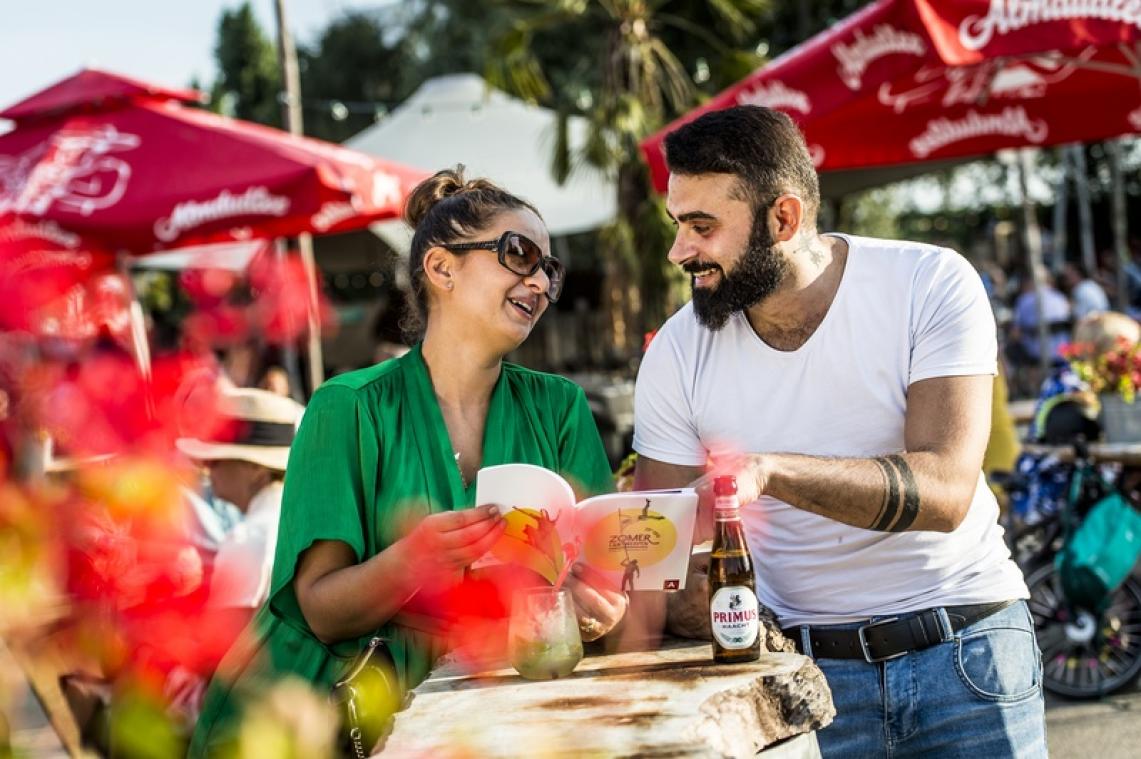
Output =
[{"x1": 472, "y1": 463, "x2": 698, "y2": 592}]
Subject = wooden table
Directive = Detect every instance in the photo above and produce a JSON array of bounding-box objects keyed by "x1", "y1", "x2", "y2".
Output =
[{"x1": 379, "y1": 638, "x2": 833, "y2": 758}]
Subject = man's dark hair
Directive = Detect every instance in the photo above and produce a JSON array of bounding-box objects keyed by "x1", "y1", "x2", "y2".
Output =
[{"x1": 663, "y1": 106, "x2": 820, "y2": 226}]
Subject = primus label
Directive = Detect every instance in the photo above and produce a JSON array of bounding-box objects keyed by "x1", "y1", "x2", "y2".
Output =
[{"x1": 710, "y1": 586, "x2": 759, "y2": 649}]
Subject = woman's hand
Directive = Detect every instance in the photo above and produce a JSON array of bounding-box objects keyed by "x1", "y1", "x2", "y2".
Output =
[
  {"x1": 404, "y1": 505, "x2": 506, "y2": 583},
  {"x1": 564, "y1": 564, "x2": 628, "y2": 642}
]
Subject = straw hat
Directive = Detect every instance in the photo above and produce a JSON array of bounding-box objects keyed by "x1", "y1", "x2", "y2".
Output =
[
  {"x1": 176, "y1": 387, "x2": 304, "y2": 472},
  {"x1": 1073, "y1": 311, "x2": 1140, "y2": 357}
]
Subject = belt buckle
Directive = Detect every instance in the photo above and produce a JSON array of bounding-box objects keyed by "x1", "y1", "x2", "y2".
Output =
[{"x1": 857, "y1": 617, "x2": 906, "y2": 663}]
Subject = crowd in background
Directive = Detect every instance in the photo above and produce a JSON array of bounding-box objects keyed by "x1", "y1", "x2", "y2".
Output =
[{"x1": 978, "y1": 239, "x2": 1141, "y2": 398}]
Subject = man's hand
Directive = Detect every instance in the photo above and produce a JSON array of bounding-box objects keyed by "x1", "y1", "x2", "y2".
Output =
[
  {"x1": 689, "y1": 453, "x2": 768, "y2": 513},
  {"x1": 564, "y1": 563, "x2": 628, "y2": 642}
]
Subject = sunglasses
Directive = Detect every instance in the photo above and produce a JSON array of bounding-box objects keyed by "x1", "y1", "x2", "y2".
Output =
[{"x1": 441, "y1": 231, "x2": 565, "y2": 303}]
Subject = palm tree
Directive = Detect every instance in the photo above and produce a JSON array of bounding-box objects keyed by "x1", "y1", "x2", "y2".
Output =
[{"x1": 485, "y1": 0, "x2": 771, "y2": 364}]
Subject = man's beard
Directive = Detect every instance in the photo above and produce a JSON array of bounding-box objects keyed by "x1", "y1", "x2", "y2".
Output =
[{"x1": 688, "y1": 218, "x2": 789, "y2": 331}]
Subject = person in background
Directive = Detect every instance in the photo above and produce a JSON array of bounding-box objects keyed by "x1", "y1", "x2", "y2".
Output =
[
  {"x1": 1060, "y1": 262, "x2": 1110, "y2": 321},
  {"x1": 190, "y1": 168, "x2": 625, "y2": 755},
  {"x1": 176, "y1": 387, "x2": 304, "y2": 621},
  {"x1": 257, "y1": 364, "x2": 293, "y2": 398},
  {"x1": 1009, "y1": 267, "x2": 1072, "y2": 367},
  {"x1": 633, "y1": 106, "x2": 1044, "y2": 757}
]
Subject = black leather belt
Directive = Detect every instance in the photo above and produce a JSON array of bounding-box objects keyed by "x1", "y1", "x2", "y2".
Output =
[{"x1": 782, "y1": 600, "x2": 1017, "y2": 663}]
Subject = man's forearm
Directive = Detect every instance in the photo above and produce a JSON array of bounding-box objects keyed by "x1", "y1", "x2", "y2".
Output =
[{"x1": 760, "y1": 450, "x2": 974, "y2": 533}]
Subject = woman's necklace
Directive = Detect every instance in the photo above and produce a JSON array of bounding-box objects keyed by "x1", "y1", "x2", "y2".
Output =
[{"x1": 455, "y1": 451, "x2": 468, "y2": 488}]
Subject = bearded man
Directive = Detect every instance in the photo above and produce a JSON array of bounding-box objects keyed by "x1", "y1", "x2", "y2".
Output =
[{"x1": 632, "y1": 106, "x2": 1046, "y2": 758}]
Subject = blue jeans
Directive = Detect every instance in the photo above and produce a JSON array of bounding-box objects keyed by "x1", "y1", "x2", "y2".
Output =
[{"x1": 809, "y1": 600, "x2": 1047, "y2": 758}]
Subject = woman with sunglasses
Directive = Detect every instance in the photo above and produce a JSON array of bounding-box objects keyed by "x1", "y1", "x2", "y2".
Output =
[{"x1": 191, "y1": 167, "x2": 626, "y2": 755}]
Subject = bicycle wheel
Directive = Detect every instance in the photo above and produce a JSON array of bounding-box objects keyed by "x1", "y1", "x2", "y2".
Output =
[
  {"x1": 1026, "y1": 563, "x2": 1141, "y2": 698},
  {"x1": 1031, "y1": 561, "x2": 1141, "y2": 698}
]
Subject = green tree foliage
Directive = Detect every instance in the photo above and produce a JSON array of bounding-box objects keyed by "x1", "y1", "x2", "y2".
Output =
[
  {"x1": 758, "y1": 0, "x2": 869, "y2": 56},
  {"x1": 297, "y1": 10, "x2": 416, "y2": 142},
  {"x1": 476, "y1": 0, "x2": 772, "y2": 358},
  {"x1": 210, "y1": 2, "x2": 281, "y2": 126}
]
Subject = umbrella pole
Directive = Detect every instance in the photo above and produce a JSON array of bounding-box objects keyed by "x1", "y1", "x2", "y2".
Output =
[
  {"x1": 271, "y1": 0, "x2": 323, "y2": 395},
  {"x1": 298, "y1": 232, "x2": 325, "y2": 393},
  {"x1": 118, "y1": 254, "x2": 155, "y2": 418},
  {"x1": 275, "y1": 239, "x2": 306, "y2": 402}
]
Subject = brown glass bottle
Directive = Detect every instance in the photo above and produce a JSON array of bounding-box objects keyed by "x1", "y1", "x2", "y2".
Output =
[{"x1": 708, "y1": 475, "x2": 761, "y2": 663}]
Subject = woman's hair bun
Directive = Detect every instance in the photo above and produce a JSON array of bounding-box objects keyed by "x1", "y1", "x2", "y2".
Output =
[{"x1": 404, "y1": 165, "x2": 502, "y2": 229}]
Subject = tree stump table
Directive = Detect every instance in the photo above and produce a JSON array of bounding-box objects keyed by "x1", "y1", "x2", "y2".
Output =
[{"x1": 379, "y1": 637, "x2": 834, "y2": 757}]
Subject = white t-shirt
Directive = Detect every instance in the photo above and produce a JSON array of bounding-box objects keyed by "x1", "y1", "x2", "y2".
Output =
[
  {"x1": 1072, "y1": 279, "x2": 1109, "y2": 320},
  {"x1": 208, "y1": 481, "x2": 283, "y2": 609},
  {"x1": 634, "y1": 234, "x2": 1028, "y2": 627}
]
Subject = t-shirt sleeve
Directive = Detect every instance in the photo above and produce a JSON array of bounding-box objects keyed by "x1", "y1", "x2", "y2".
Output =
[
  {"x1": 267, "y1": 384, "x2": 378, "y2": 621},
  {"x1": 632, "y1": 326, "x2": 706, "y2": 467},
  {"x1": 208, "y1": 515, "x2": 274, "y2": 609},
  {"x1": 557, "y1": 385, "x2": 615, "y2": 499},
  {"x1": 909, "y1": 249, "x2": 998, "y2": 384}
]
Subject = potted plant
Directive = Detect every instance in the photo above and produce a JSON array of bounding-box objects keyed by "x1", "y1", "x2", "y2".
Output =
[{"x1": 1065, "y1": 336, "x2": 1141, "y2": 442}]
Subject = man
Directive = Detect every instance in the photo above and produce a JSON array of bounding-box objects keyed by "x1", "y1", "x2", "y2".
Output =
[
  {"x1": 1060, "y1": 261, "x2": 1109, "y2": 321},
  {"x1": 633, "y1": 106, "x2": 1045, "y2": 757},
  {"x1": 162, "y1": 387, "x2": 304, "y2": 724},
  {"x1": 177, "y1": 386, "x2": 304, "y2": 616},
  {"x1": 1009, "y1": 266, "x2": 1071, "y2": 366}
]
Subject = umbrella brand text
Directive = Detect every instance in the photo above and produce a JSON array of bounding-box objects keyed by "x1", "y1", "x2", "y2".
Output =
[
  {"x1": 832, "y1": 24, "x2": 926, "y2": 90},
  {"x1": 154, "y1": 186, "x2": 291, "y2": 242},
  {"x1": 0, "y1": 220, "x2": 81, "y2": 249},
  {"x1": 311, "y1": 201, "x2": 358, "y2": 232},
  {"x1": 0, "y1": 125, "x2": 139, "y2": 216},
  {"x1": 960, "y1": 0, "x2": 1141, "y2": 51},
  {"x1": 736, "y1": 81, "x2": 812, "y2": 114},
  {"x1": 909, "y1": 106, "x2": 1048, "y2": 158}
]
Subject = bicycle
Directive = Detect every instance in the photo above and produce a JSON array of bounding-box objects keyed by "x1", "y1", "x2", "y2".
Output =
[{"x1": 1000, "y1": 441, "x2": 1141, "y2": 698}]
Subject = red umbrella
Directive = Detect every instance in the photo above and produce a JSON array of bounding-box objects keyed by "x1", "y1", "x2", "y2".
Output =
[
  {"x1": 642, "y1": 0, "x2": 1141, "y2": 189},
  {"x1": 0, "y1": 68, "x2": 427, "y2": 252}
]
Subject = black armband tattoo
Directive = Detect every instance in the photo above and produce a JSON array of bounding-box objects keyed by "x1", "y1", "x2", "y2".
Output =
[
  {"x1": 870, "y1": 457, "x2": 900, "y2": 531},
  {"x1": 886, "y1": 455, "x2": 920, "y2": 531},
  {"x1": 869, "y1": 455, "x2": 921, "y2": 532}
]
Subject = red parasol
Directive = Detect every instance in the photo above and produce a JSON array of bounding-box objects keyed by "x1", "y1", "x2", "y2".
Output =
[
  {"x1": 0, "y1": 68, "x2": 427, "y2": 252},
  {"x1": 642, "y1": 0, "x2": 1141, "y2": 189}
]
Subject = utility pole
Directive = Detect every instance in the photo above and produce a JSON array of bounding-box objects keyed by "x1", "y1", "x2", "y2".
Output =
[{"x1": 272, "y1": 0, "x2": 325, "y2": 397}]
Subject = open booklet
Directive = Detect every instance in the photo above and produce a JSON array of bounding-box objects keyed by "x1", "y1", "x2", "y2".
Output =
[{"x1": 471, "y1": 463, "x2": 698, "y2": 591}]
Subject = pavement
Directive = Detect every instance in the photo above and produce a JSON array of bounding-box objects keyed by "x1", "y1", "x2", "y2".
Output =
[{"x1": 1046, "y1": 685, "x2": 1141, "y2": 758}]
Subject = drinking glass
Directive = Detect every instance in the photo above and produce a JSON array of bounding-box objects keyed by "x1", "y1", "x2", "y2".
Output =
[{"x1": 507, "y1": 587, "x2": 583, "y2": 680}]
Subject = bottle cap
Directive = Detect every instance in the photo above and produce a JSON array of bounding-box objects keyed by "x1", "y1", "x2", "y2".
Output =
[{"x1": 713, "y1": 475, "x2": 737, "y2": 497}]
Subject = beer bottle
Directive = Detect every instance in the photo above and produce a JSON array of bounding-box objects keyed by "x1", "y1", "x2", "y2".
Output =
[{"x1": 708, "y1": 475, "x2": 760, "y2": 663}]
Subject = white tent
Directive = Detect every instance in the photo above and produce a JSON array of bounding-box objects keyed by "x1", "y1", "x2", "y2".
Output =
[{"x1": 347, "y1": 74, "x2": 616, "y2": 252}]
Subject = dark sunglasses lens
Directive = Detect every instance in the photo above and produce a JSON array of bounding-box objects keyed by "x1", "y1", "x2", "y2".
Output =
[
  {"x1": 500, "y1": 233, "x2": 542, "y2": 275},
  {"x1": 543, "y1": 258, "x2": 565, "y2": 302}
]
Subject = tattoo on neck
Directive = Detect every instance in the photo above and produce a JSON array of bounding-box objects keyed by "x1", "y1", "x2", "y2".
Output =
[
  {"x1": 795, "y1": 234, "x2": 824, "y2": 266},
  {"x1": 869, "y1": 455, "x2": 921, "y2": 532}
]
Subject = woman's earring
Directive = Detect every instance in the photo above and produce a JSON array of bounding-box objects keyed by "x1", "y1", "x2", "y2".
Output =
[{"x1": 446, "y1": 281, "x2": 454, "y2": 290}]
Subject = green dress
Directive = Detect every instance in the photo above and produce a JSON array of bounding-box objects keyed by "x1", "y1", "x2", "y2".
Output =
[{"x1": 189, "y1": 345, "x2": 613, "y2": 756}]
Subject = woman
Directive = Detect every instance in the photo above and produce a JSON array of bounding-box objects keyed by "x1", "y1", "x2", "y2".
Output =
[{"x1": 190, "y1": 168, "x2": 626, "y2": 754}]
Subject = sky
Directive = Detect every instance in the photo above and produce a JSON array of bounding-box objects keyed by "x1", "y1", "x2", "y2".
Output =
[{"x1": 1, "y1": 0, "x2": 389, "y2": 110}]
